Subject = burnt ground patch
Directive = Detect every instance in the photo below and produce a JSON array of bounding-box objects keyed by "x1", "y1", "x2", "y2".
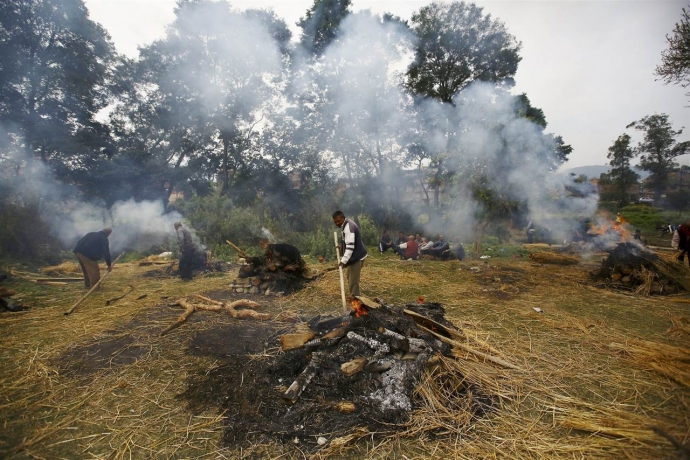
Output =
[
  {"x1": 58, "y1": 335, "x2": 150, "y2": 377},
  {"x1": 178, "y1": 304, "x2": 488, "y2": 454}
]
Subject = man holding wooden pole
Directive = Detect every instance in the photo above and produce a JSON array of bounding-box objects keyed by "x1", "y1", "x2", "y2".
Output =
[
  {"x1": 74, "y1": 227, "x2": 113, "y2": 289},
  {"x1": 332, "y1": 211, "x2": 367, "y2": 300}
]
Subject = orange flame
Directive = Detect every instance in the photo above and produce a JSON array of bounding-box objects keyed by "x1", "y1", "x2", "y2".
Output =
[
  {"x1": 417, "y1": 296, "x2": 425, "y2": 304},
  {"x1": 588, "y1": 216, "x2": 633, "y2": 242},
  {"x1": 351, "y1": 299, "x2": 368, "y2": 318}
]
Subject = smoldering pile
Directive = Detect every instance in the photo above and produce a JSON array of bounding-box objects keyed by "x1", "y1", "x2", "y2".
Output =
[
  {"x1": 590, "y1": 242, "x2": 690, "y2": 295},
  {"x1": 180, "y1": 298, "x2": 504, "y2": 452},
  {"x1": 230, "y1": 243, "x2": 309, "y2": 296}
]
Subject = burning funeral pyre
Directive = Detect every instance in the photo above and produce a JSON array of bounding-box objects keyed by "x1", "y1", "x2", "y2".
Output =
[
  {"x1": 180, "y1": 297, "x2": 514, "y2": 451},
  {"x1": 229, "y1": 240, "x2": 309, "y2": 296},
  {"x1": 590, "y1": 242, "x2": 690, "y2": 295}
]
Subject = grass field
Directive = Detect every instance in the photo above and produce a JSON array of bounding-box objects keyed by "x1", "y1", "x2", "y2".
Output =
[{"x1": 0, "y1": 247, "x2": 689, "y2": 459}]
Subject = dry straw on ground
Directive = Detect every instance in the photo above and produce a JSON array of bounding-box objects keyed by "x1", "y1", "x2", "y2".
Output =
[{"x1": 0, "y1": 250, "x2": 689, "y2": 459}]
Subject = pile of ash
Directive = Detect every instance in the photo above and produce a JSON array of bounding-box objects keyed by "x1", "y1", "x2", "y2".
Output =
[
  {"x1": 180, "y1": 299, "x2": 494, "y2": 452},
  {"x1": 590, "y1": 242, "x2": 690, "y2": 295}
]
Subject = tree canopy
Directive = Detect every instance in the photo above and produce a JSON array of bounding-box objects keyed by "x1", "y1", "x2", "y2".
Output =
[
  {"x1": 626, "y1": 113, "x2": 689, "y2": 199},
  {"x1": 406, "y1": 1, "x2": 521, "y2": 104},
  {"x1": 656, "y1": 6, "x2": 690, "y2": 88}
]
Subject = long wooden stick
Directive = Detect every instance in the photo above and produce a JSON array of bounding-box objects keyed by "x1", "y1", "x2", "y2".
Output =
[
  {"x1": 417, "y1": 324, "x2": 521, "y2": 370},
  {"x1": 225, "y1": 240, "x2": 250, "y2": 259},
  {"x1": 64, "y1": 254, "x2": 123, "y2": 316},
  {"x1": 334, "y1": 231, "x2": 347, "y2": 313}
]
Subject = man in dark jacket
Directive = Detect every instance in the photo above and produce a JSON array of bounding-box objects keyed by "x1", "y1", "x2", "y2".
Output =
[
  {"x1": 379, "y1": 229, "x2": 394, "y2": 253},
  {"x1": 333, "y1": 210, "x2": 367, "y2": 298},
  {"x1": 74, "y1": 228, "x2": 112, "y2": 289}
]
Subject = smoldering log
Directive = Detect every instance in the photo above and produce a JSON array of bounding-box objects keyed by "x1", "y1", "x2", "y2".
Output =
[{"x1": 282, "y1": 352, "x2": 324, "y2": 404}]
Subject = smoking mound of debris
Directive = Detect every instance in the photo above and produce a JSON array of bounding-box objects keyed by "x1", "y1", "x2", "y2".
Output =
[
  {"x1": 590, "y1": 242, "x2": 690, "y2": 295},
  {"x1": 179, "y1": 300, "x2": 495, "y2": 452}
]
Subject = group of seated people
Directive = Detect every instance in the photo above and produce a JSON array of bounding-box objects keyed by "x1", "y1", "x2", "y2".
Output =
[{"x1": 379, "y1": 230, "x2": 465, "y2": 261}]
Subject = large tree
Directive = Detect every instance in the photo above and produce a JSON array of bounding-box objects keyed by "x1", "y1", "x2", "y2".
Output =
[
  {"x1": 406, "y1": 1, "x2": 521, "y2": 104},
  {"x1": 627, "y1": 114, "x2": 690, "y2": 199},
  {"x1": 0, "y1": 0, "x2": 117, "y2": 173},
  {"x1": 656, "y1": 6, "x2": 690, "y2": 88},
  {"x1": 606, "y1": 133, "x2": 638, "y2": 205},
  {"x1": 297, "y1": 0, "x2": 352, "y2": 56},
  {"x1": 113, "y1": 0, "x2": 288, "y2": 202}
]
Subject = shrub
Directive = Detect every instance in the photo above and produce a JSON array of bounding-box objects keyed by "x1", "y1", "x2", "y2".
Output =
[{"x1": 357, "y1": 215, "x2": 379, "y2": 247}]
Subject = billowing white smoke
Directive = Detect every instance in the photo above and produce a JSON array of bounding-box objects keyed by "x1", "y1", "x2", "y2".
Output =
[
  {"x1": 55, "y1": 199, "x2": 186, "y2": 254},
  {"x1": 293, "y1": 10, "x2": 598, "y2": 241}
]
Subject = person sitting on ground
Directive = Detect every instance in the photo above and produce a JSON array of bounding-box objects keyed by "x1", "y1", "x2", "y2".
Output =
[
  {"x1": 429, "y1": 235, "x2": 450, "y2": 259},
  {"x1": 452, "y1": 238, "x2": 466, "y2": 261},
  {"x1": 393, "y1": 231, "x2": 407, "y2": 258},
  {"x1": 419, "y1": 237, "x2": 434, "y2": 255},
  {"x1": 633, "y1": 229, "x2": 642, "y2": 242},
  {"x1": 402, "y1": 235, "x2": 419, "y2": 260},
  {"x1": 379, "y1": 229, "x2": 394, "y2": 253},
  {"x1": 415, "y1": 233, "x2": 423, "y2": 245}
]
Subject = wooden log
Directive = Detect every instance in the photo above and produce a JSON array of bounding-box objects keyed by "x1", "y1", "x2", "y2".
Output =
[
  {"x1": 160, "y1": 299, "x2": 196, "y2": 336},
  {"x1": 341, "y1": 357, "x2": 367, "y2": 376},
  {"x1": 193, "y1": 294, "x2": 222, "y2": 305},
  {"x1": 322, "y1": 326, "x2": 348, "y2": 340},
  {"x1": 282, "y1": 353, "x2": 323, "y2": 404},
  {"x1": 281, "y1": 332, "x2": 316, "y2": 351},
  {"x1": 225, "y1": 240, "x2": 250, "y2": 260},
  {"x1": 229, "y1": 309, "x2": 271, "y2": 320},
  {"x1": 227, "y1": 299, "x2": 261, "y2": 310},
  {"x1": 251, "y1": 277, "x2": 262, "y2": 286},
  {"x1": 35, "y1": 278, "x2": 84, "y2": 282},
  {"x1": 347, "y1": 332, "x2": 390, "y2": 357},
  {"x1": 0, "y1": 288, "x2": 17, "y2": 296},
  {"x1": 355, "y1": 295, "x2": 380, "y2": 309},
  {"x1": 402, "y1": 309, "x2": 464, "y2": 341}
]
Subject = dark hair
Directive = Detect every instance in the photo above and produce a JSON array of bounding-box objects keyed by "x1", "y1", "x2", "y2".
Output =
[{"x1": 332, "y1": 210, "x2": 345, "y2": 219}]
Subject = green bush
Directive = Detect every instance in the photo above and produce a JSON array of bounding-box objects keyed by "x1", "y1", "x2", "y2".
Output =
[
  {"x1": 309, "y1": 226, "x2": 335, "y2": 261},
  {"x1": 358, "y1": 215, "x2": 379, "y2": 247},
  {"x1": 0, "y1": 200, "x2": 61, "y2": 264}
]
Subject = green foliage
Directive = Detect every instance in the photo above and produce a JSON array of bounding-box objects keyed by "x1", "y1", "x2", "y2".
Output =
[
  {"x1": 475, "y1": 239, "x2": 528, "y2": 258},
  {"x1": 298, "y1": 0, "x2": 352, "y2": 55},
  {"x1": 626, "y1": 114, "x2": 689, "y2": 198},
  {"x1": 309, "y1": 226, "x2": 335, "y2": 261},
  {"x1": 656, "y1": 6, "x2": 690, "y2": 87},
  {"x1": 357, "y1": 215, "x2": 379, "y2": 246},
  {"x1": 117, "y1": 251, "x2": 146, "y2": 263},
  {"x1": 0, "y1": 200, "x2": 61, "y2": 264},
  {"x1": 0, "y1": 0, "x2": 117, "y2": 185},
  {"x1": 406, "y1": 1, "x2": 521, "y2": 103},
  {"x1": 663, "y1": 189, "x2": 690, "y2": 215}
]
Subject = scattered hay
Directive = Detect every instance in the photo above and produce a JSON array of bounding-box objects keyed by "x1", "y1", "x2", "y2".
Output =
[
  {"x1": 608, "y1": 339, "x2": 690, "y2": 387},
  {"x1": 0, "y1": 255, "x2": 688, "y2": 458},
  {"x1": 39, "y1": 262, "x2": 82, "y2": 277},
  {"x1": 529, "y1": 252, "x2": 580, "y2": 265}
]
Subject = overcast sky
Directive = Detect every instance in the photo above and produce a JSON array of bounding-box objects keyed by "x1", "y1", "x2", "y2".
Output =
[{"x1": 84, "y1": 0, "x2": 690, "y2": 170}]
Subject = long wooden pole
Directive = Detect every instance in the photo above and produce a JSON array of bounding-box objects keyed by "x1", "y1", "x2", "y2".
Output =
[
  {"x1": 334, "y1": 231, "x2": 348, "y2": 313},
  {"x1": 225, "y1": 240, "x2": 250, "y2": 260},
  {"x1": 64, "y1": 254, "x2": 122, "y2": 316}
]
